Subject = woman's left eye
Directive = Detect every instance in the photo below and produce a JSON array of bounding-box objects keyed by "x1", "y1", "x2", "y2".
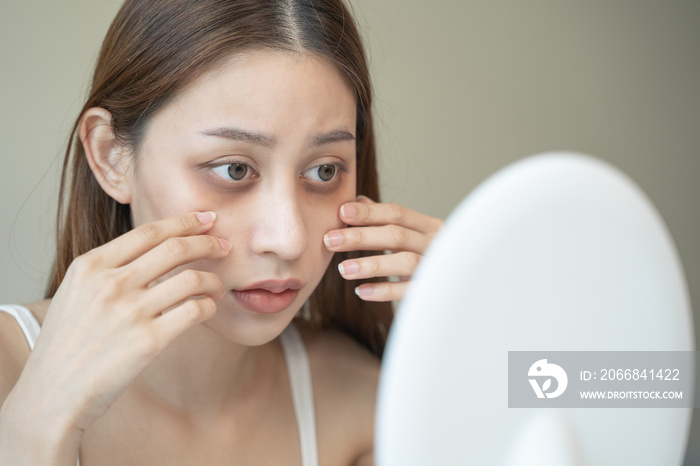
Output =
[{"x1": 303, "y1": 164, "x2": 339, "y2": 182}]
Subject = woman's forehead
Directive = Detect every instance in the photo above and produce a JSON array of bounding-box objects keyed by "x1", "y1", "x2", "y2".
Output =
[{"x1": 150, "y1": 51, "x2": 357, "y2": 141}]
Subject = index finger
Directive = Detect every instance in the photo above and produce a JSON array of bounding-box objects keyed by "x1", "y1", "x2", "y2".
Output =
[
  {"x1": 339, "y1": 200, "x2": 443, "y2": 236},
  {"x1": 92, "y1": 211, "x2": 217, "y2": 268}
]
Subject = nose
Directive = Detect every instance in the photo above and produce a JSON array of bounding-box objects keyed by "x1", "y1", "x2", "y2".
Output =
[{"x1": 249, "y1": 184, "x2": 308, "y2": 261}]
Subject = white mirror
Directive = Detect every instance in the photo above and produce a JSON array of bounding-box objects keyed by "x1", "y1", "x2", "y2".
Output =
[{"x1": 377, "y1": 152, "x2": 694, "y2": 465}]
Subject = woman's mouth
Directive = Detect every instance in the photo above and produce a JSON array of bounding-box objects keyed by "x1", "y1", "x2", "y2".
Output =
[{"x1": 231, "y1": 279, "x2": 303, "y2": 314}]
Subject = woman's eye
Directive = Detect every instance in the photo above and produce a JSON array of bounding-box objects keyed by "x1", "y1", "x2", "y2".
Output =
[
  {"x1": 304, "y1": 164, "x2": 338, "y2": 182},
  {"x1": 211, "y1": 162, "x2": 252, "y2": 181}
]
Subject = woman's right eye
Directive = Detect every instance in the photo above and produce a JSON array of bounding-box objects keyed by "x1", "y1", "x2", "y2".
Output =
[{"x1": 210, "y1": 162, "x2": 254, "y2": 181}]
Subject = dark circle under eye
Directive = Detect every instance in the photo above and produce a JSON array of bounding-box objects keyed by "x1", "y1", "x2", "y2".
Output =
[
  {"x1": 317, "y1": 164, "x2": 337, "y2": 181},
  {"x1": 227, "y1": 163, "x2": 248, "y2": 181}
]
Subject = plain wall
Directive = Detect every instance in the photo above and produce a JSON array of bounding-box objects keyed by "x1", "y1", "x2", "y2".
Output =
[{"x1": 1, "y1": 0, "x2": 698, "y2": 461}]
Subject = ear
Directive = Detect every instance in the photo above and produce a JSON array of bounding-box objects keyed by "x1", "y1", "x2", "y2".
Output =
[{"x1": 80, "y1": 107, "x2": 133, "y2": 204}]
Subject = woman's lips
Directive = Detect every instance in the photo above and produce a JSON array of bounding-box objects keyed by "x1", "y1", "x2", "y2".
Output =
[{"x1": 232, "y1": 280, "x2": 303, "y2": 314}]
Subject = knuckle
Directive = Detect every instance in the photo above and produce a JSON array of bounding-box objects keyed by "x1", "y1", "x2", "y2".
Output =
[
  {"x1": 178, "y1": 213, "x2": 199, "y2": 231},
  {"x1": 384, "y1": 281, "x2": 406, "y2": 301},
  {"x1": 183, "y1": 300, "x2": 205, "y2": 322},
  {"x1": 369, "y1": 258, "x2": 383, "y2": 275},
  {"x1": 371, "y1": 283, "x2": 391, "y2": 301},
  {"x1": 184, "y1": 298, "x2": 215, "y2": 322},
  {"x1": 355, "y1": 203, "x2": 370, "y2": 222},
  {"x1": 135, "y1": 222, "x2": 162, "y2": 242},
  {"x1": 108, "y1": 268, "x2": 131, "y2": 288},
  {"x1": 201, "y1": 297, "x2": 217, "y2": 315},
  {"x1": 96, "y1": 270, "x2": 128, "y2": 299},
  {"x1": 164, "y1": 237, "x2": 189, "y2": 256},
  {"x1": 388, "y1": 203, "x2": 406, "y2": 223},
  {"x1": 204, "y1": 235, "x2": 220, "y2": 252},
  {"x1": 389, "y1": 225, "x2": 408, "y2": 247},
  {"x1": 180, "y1": 269, "x2": 202, "y2": 288},
  {"x1": 405, "y1": 252, "x2": 421, "y2": 271},
  {"x1": 210, "y1": 274, "x2": 224, "y2": 293},
  {"x1": 347, "y1": 228, "x2": 364, "y2": 245},
  {"x1": 68, "y1": 252, "x2": 101, "y2": 277}
]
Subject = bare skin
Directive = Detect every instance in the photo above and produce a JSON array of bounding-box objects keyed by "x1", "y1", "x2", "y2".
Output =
[
  {"x1": 0, "y1": 51, "x2": 441, "y2": 465},
  {"x1": 1, "y1": 296, "x2": 379, "y2": 465}
]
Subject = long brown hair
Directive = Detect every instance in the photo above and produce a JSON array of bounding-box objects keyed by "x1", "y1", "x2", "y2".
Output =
[{"x1": 47, "y1": 0, "x2": 393, "y2": 358}]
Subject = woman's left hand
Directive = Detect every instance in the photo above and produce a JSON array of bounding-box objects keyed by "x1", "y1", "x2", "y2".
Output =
[{"x1": 324, "y1": 196, "x2": 444, "y2": 302}]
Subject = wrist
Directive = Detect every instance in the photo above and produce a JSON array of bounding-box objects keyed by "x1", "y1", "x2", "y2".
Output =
[{"x1": 0, "y1": 388, "x2": 82, "y2": 465}]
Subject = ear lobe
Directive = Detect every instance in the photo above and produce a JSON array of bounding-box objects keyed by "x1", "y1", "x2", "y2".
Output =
[{"x1": 80, "y1": 107, "x2": 133, "y2": 204}]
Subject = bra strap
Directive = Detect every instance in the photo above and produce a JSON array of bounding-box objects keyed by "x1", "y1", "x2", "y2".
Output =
[
  {"x1": 279, "y1": 323, "x2": 319, "y2": 466},
  {"x1": 0, "y1": 304, "x2": 41, "y2": 349}
]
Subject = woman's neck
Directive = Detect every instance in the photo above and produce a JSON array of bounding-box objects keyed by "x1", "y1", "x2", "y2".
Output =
[{"x1": 132, "y1": 322, "x2": 280, "y2": 424}]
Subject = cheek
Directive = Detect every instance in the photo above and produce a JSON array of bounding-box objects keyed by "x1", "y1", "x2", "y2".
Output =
[
  {"x1": 307, "y1": 175, "x2": 356, "y2": 238},
  {"x1": 130, "y1": 162, "x2": 220, "y2": 227},
  {"x1": 301, "y1": 198, "x2": 346, "y2": 281},
  {"x1": 305, "y1": 181, "x2": 356, "y2": 267},
  {"x1": 314, "y1": 193, "x2": 347, "y2": 226}
]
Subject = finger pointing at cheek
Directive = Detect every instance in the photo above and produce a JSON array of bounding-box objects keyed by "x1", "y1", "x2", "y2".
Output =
[
  {"x1": 338, "y1": 251, "x2": 420, "y2": 280},
  {"x1": 355, "y1": 281, "x2": 409, "y2": 302},
  {"x1": 326, "y1": 196, "x2": 444, "y2": 302},
  {"x1": 338, "y1": 196, "x2": 443, "y2": 236},
  {"x1": 324, "y1": 226, "x2": 431, "y2": 254}
]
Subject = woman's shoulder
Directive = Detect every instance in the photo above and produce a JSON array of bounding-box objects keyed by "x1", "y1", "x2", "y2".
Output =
[
  {"x1": 292, "y1": 319, "x2": 379, "y2": 464},
  {"x1": 0, "y1": 301, "x2": 48, "y2": 403},
  {"x1": 0, "y1": 300, "x2": 49, "y2": 362}
]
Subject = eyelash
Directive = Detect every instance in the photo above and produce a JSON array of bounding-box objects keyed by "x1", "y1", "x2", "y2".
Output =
[
  {"x1": 208, "y1": 161, "x2": 349, "y2": 184},
  {"x1": 209, "y1": 162, "x2": 256, "y2": 182}
]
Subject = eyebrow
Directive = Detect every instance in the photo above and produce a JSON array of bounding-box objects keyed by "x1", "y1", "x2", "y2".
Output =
[
  {"x1": 310, "y1": 129, "x2": 356, "y2": 147},
  {"x1": 200, "y1": 126, "x2": 355, "y2": 148},
  {"x1": 200, "y1": 127, "x2": 276, "y2": 148}
]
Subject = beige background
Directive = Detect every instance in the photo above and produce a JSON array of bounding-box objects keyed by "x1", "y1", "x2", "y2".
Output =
[{"x1": 1, "y1": 0, "x2": 698, "y2": 461}]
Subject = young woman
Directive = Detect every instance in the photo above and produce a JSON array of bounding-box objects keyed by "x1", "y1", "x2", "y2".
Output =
[{"x1": 0, "y1": 1, "x2": 442, "y2": 464}]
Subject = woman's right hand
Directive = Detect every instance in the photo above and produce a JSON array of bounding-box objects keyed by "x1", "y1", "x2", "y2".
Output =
[{"x1": 3, "y1": 211, "x2": 230, "y2": 458}]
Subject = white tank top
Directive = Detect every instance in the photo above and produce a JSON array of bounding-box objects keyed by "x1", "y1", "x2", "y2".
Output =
[{"x1": 0, "y1": 304, "x2": 319, "y2": 466}]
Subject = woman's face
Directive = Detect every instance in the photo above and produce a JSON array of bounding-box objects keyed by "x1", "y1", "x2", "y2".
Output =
[{"x1": 127, "y1": 51, "x2": 357, "y2": 345}]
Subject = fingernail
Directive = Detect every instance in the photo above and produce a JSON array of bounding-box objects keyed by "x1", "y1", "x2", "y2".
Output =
[
  {"x1": 217, "y1": 237, "x2": 231, "y2": 251},
  {"x1": 197, "y1": 211, "x2": 216, "y2": 225},
  {"x1": 355, "y1": 285, "x2": 373, "y2": 297},
  {"x1": 338, "y1": 261, "x2": 359, "y2": 276},
  {"x1": 323, "y1": 231, "x2": 344, "y2": 248},
  {"x1": 340, "y1": 203, "x2": 357, "y2": 219}
]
